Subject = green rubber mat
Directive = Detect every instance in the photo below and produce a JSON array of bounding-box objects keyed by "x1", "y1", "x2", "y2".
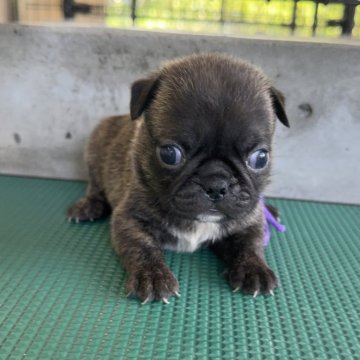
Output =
[{"x1": 0, "y1": 175, "x2": 359, "y2": 359}]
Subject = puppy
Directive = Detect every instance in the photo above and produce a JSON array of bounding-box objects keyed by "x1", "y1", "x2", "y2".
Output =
[{"x1": 67, "y1": 53, "x2": 289, "y2": 304}]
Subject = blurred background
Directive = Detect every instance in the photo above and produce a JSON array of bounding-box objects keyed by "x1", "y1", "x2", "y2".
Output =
[{"x1": 1, "y1": 0, "x2": 359, "y2": 40}]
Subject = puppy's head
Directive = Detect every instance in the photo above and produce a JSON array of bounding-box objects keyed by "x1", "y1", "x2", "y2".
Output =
[{"x1": 130, "y1": 53, "x2": 289, "y2": 223}]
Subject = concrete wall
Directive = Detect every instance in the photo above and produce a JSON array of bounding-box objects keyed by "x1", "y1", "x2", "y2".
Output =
[{"x1": 1, "y1": 24, "x2": 359, "y2": 204}]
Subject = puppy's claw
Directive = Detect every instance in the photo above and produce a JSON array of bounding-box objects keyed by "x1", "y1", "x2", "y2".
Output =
[
  {"x1": 269, "y1": 290, "x2": 275, "y2": 296},
  {"x1": 75, "y1": 218, "x2": 79, "y2": 224},
  {"x1": 174, "y1": 291, "x2": 181, "y2": 298},
  {"x1": 232, "y1": 287, "x2": 240, "y2": 293},
  {"x1": 162, "y1": 298, "x2": 170, "y2": 304},
  {"x1": 141, "y1": 297, "x2": 150, "y2": 305},
  {"x1": 67, "y1": 217, "x2": 72, "y2": 223},
  {"x1": 253, "y1": 290, "x2": 259, "y2": 298},
  {"x1": 90, "y1": 218, "x2": 94, "y2": 222}
]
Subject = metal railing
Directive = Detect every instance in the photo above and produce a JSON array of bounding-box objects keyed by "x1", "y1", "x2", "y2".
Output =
[
  {"x1": 13, "y1": 0, "x2": 360, "y2": 37},
  {"x1": 63, "y1": 0, "x2": 359, "y2": 36}
]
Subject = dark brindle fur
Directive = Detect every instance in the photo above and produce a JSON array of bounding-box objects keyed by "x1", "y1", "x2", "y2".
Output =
[{"x1": 68, "y1": 53, "x2": 289, "y2": 303}]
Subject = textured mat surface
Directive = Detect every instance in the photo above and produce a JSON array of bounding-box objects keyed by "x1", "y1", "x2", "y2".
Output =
[{"x1": 0, "y1": 175, "x2": 359, "y2": 359}]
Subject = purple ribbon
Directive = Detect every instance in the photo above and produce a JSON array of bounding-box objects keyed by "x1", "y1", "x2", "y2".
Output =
[{"x1": 260, "y1": 196, "x2": 286, "y2": 246}]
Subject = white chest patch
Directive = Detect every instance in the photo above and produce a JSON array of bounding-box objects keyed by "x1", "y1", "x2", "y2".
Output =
[{"x1": 166, "y1": 221, "x2": 224, "y2": 253}]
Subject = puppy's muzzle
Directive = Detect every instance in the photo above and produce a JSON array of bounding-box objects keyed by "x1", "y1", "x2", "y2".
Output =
[{"x1": 202, "y1": 176, "x2": 229, "y2": 202}]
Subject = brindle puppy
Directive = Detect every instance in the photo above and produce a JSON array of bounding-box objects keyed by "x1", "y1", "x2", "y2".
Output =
[{"x1": 68, "y1": 53, "x2": 289, "y2": 304}]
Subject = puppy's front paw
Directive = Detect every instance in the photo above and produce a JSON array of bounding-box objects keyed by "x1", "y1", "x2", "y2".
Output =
[
  {"x1": 67, "y1": 197, "x2": 110, "y2": 222},
  {"x1": 229, "y1": 259, "x2": 278, "y2": 297},
  {"x1": 126, "y1": 264, "x2": 179, "y2": 304}
]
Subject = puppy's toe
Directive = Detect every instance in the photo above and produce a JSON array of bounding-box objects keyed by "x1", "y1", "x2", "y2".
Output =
[
  {"x1": 229, "y1": 259, "x2": 278, "y2": 296},
  {"x1": 126, "y1": 264, "x2": 179, "y2": 304}
]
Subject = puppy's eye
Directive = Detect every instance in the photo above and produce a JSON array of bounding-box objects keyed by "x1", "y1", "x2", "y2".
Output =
[
  {"x1": 157, "y1": 145, "x2": 183, "y2": 166},
  {"x1": 247, "y1": 149, "x2": 269, "y2": 170}
]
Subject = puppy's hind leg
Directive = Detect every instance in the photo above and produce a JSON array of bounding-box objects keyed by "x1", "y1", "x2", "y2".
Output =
[
  {"x1": 67, "y1": 193, "x2": 110, "y2": 223},
  {"x1": 265, "y1": 203, "x2": 280, "y2": 221},
  {"x1": 67, "y1": 172, "x2": 111, "y2": 223}
]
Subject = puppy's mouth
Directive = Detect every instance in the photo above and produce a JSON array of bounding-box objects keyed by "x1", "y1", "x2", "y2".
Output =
[
  {"x1": 170, "y1": 184, "x2": 253, "y2": 222},
  {"x1": 168, "y1": 198, "x2": 226, "y2": 222},
  {"x1": 196, "y1": 210, "x2": 225, "y2": 223}
]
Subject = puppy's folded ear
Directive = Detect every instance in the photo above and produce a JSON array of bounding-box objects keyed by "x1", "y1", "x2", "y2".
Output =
[
  {"x1": 130, "y1": 74, "x2": 160, "y2": 120},
  {"x1": 270, "y1": 86, "x2": 290, "y2": 128}
]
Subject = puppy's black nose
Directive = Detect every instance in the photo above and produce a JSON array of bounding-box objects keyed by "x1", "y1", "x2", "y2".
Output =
[{"x1": 204, "y1": 178, "x2": 229, "y2": 202}]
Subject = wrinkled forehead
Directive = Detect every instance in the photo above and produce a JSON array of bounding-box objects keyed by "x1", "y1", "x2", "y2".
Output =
[{"x1": 146, "y1": 71, "x2": 275, "y2": 151}]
